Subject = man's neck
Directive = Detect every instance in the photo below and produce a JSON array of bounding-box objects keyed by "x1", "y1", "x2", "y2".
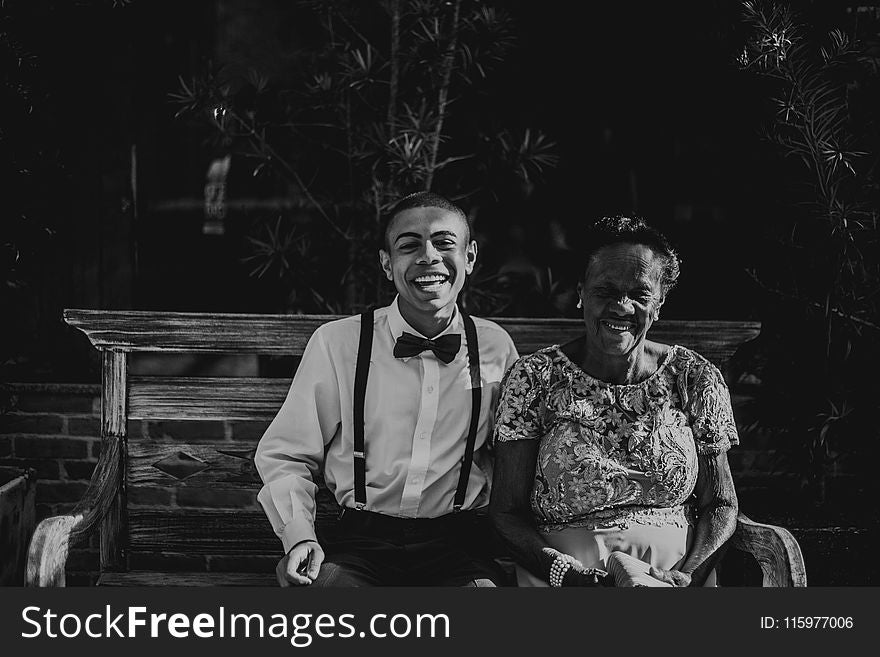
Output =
[{"x1": 397, "y1": 299, "x2": 457, "y2": 339}]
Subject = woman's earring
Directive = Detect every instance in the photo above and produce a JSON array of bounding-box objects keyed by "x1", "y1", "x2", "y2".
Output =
[{"x1": 576, "y1": 298, "x2": 583, "y2": 309}]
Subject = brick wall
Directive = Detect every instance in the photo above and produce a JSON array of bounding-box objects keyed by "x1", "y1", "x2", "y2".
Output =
[
  {"x1": 0, "y1": 383, "x2": 271, "y2": 585},
  {"x1": 1, "y1": 383, "x2": 102, "y2": 584}
]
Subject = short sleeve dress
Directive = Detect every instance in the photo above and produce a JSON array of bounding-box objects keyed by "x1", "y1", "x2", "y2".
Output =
[{"x1": 493, "y1": 344, "x2": 738, "y2": 586}]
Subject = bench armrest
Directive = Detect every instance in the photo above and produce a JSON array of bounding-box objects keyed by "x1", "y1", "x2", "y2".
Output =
[
  {"x1": 730, "y1": 512, "x2": 807, "y2": 586},
  {"x1": 25, "y1": 438, "x2": 122, "y2": 587}
]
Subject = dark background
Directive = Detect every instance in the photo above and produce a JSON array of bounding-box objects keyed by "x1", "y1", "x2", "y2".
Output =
[
  {"x1": 1, "y1": 0, "x2": 878, "y2": 584},
  {"x1": 4, "y1": 0, "x2": 781, "y2": 380}
]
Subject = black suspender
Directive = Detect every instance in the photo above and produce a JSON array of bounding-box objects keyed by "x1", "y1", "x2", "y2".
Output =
[
  {"x1": 352, "y1": 310, "x2": 482, "y2": 514},
  {"x1": 352, "y1": 309, "x2": 374, "y2": 510},
  {"x1": 454, "y1": 312, "x2": 480, "y2": 512}
]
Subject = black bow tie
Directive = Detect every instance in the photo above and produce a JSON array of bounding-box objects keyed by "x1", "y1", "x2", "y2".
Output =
[{"x1": 393, "y1": 332, "x2": 461, "y2": 364}]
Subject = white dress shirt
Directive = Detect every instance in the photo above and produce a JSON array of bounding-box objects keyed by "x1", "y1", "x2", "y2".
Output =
[{"x1": 255, "y1": 297, "x2": 519, "y2": 553}]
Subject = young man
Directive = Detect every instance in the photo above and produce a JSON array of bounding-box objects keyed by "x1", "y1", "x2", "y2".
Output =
[{"x1": 255, "y1": 192, "x2": 519, "y2": 586}]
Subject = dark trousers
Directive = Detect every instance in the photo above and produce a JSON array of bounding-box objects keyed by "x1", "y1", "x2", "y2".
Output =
[{"x1": 312, "y1": 509, "x2": 505, "y2": 587}]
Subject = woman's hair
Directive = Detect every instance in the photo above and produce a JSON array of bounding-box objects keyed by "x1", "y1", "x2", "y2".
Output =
[{"x1": 580, "y1": 215, "x2": 681, "y2": 296}]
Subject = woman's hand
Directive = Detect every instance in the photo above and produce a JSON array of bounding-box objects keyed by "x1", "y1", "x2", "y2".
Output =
[
  {"x1": 564, "y1": 563, "x2": 611, "y2": 587},
  {"x1": 542, "y1": 547, "x2": 609, "y2": 587},
  {"x1": 648, "y1": 566, "x2": 691, "y2": 587}
]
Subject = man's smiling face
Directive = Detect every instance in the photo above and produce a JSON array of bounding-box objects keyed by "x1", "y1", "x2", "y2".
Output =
[{"x1": 379, "y1": 206, "x2": 477, "y2": 324}]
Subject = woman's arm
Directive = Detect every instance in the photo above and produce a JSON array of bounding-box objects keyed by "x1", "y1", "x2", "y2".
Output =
[
  {"x1": 490, "y1": 439, "x2": 554, "y2": 579},
  {"x1": 490, "y1": 440, "x2": 602, "y2": 586},
  {"x1": 650, "y1": 356, "x2": 740, "y2": 586},
  {"x1": 651, "y1": 451, "x2": 739, "y2": 586}
]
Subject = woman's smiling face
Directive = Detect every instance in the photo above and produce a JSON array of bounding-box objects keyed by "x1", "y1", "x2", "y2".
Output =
[
  {"x1": 379, "y1": 206, "x2": 476, "y2": 322},
  {"x1": 578, "y1": 242, "x2": 666, "y2": 359}
]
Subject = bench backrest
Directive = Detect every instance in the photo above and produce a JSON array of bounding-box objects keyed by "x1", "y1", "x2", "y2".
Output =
[{"x1": 64, "y1": 309, "x2": 760, "y2": 574}]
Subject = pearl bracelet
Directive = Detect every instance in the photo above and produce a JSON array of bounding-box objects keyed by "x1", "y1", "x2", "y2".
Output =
[
  {"x1": 549, "y1": 553, "x2": 577, "y2": 587},
  {"x1": 548, "y1": 553, "x2": 609, "y2": 587}
]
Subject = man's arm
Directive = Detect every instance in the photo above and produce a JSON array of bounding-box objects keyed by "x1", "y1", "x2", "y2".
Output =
[{"x1": 255, "y1": 327, "x2": 342, "y2": 584}]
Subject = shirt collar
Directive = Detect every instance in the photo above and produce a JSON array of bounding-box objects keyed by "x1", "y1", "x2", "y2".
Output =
[{"x1": 387, "y1": 296, "x2": 462, "y2": 346}]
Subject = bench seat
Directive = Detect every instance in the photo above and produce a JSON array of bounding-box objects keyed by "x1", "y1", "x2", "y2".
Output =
[
  {"x1": 92, "y1": 513, "x2": 805, "y2": 587},
  {"x1": 25, "y1": 311, "x2": 806, "y2": 587},
  {"x1": 98, "y1": 571, "x2": 278, "y2": 586}
]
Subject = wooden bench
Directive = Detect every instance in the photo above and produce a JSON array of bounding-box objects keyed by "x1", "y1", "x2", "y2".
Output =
[{"x1": 26, "y1": 310, "x2": 807, "y2": 587}]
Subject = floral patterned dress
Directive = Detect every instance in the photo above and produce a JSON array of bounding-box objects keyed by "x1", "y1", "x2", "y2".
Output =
[{"x1": 494, "y1": 344, "x2": 738, "y2": 586}]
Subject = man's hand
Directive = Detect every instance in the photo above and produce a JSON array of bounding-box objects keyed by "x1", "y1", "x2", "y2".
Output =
[
  {"x1": 648, "y1": 566, "x2": 692, "y2": 587},
  {"x1": 276, "y1": 541, "x2": 325, "y2": 586}
]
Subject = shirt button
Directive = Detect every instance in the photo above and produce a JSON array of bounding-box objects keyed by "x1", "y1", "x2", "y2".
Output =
[
  {"x1": 427, "y1": 386, "x2": 434, "y2": 394},
  {"x1": 419, "y1": 432, "x2": 428, "y2": 440},
  {"x1": 411, "y1": 477, "x2": 420, "y2": 484}
]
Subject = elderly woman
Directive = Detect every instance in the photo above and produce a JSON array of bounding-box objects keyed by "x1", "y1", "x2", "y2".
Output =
[{"x1": 490, "y1": 216, "x2": 739, "y2": 587}]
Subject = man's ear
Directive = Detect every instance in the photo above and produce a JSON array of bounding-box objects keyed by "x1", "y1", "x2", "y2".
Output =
[
  {"x1": 379, "y1": 249, "x2": 393, "y2": 281},
  {"x1": 465, "y1": 240, "x2": 478, "y2": 275}
]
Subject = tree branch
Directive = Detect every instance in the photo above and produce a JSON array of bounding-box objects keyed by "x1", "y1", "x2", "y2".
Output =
[
  {"x1": 387, "y1": 0, "x2": 401, "y2": 129},
  {"x1": 745, "y1": 269, "x2": 879, "y2": 331},
  {"x1": 425, "y1": 0, "x2": 462, "y2": 191},
  {"x1": 229, "y1": 110, "x2": 350, "y2": 239}
]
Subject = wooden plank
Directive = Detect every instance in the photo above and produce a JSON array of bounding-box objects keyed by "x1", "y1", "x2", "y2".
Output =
[
  {"x1": 128, "y1": 510, "x2": 281, "y2": 554},
  {"x1": 129, "y1": 377, "x2": 290, "y2": 421},
  {"x1": 26, "y1": 437, "x2": 125, "y2": 586},
  {"x1": 647, "y1": 322, "x2": 761, "y2": 365},
  {"x1": 129, "y1": 441, "x2": 262, "y2": 488},
  {"x1": 102, "y1": 351, "x2": 129, "y2": 441},
  {"x1": 100, "y1": 350, "x2": 127, "y2": 572},
  {"x1": 65, "y1": 310, "x2": 336, "y2": 355},
  {"x1": 98, "y1": 571, "x2": 277, "y2": 586},
  {"x1": 128, "y1": 507, "x2": 340, "y2": 554},
  {"x1": 123, "y1": 328, "x2": 760, "y2": 421},
  {"x1": 0, "y1": 470, "x2": 36, "y2": 586},
  {"x1": 731, "y1": 513, "x2": 807, "y2": 587},
  {"x1": 65, "y1": 309, "x2": 759, "y2": 362},
  {"x1": 500, "y1": 320, "x2": 760, "y2": 365}
]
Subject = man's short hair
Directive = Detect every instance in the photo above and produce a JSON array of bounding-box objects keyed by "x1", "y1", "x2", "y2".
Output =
[{"x1": 381, "y1": 192, "x2": 471, "y2": 250}]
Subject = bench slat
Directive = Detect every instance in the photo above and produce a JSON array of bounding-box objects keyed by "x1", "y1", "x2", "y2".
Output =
[
  {"x1": 128, "y1": 441, "x2": 263, "y2": 488},
  {"x1": 66, "y1": 309, "x2": 759, "y2": 363},
  {"x1": 127, "y1": 313, "x2": 758, "y2": 420},
  {"x1": 127, "y1": 504, "x2": 340, "y2": 555},
  {"x1": 99, "y1": 571, "x2": 277, "y2": 586},
  {"x1": 65, "y1": 310, "x2": 333, "y2": 355},
  {"x1": 129, "y1": 510, "x2": 279, "y2": 554},
  {"x1": 129, "y1": 377, "x2": 290, "y2": 420},
  {"x1": 127, "y1": 507, "x2": 350, "y2": 555}
]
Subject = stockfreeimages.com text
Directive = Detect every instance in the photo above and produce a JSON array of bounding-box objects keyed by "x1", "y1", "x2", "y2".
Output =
[{"x1": 21, "y1": 605, "x2": 451, "y2": 647}]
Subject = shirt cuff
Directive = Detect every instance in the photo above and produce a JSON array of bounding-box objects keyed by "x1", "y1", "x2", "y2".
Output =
[{"x1": 279, "y1": 515, "x2": 317, "y2": 554}]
